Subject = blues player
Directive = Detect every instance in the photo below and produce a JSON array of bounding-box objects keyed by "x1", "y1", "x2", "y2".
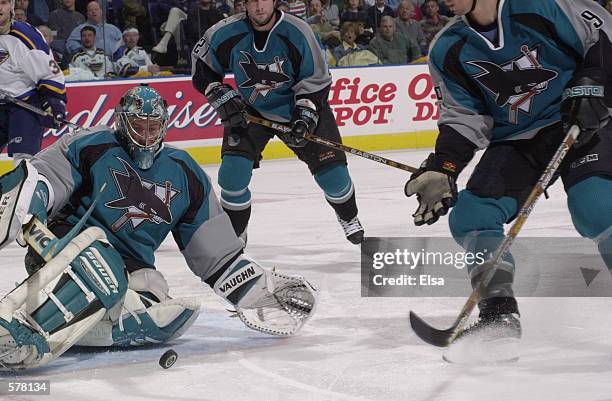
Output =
[
  {"x1": 0, "y1": 85, "x2": 316, "y2": 370},
  {"x1": 191, "y1": 0, "x2": 365, "y2": 244},
  {"x1": 0, "y1": 0, "x2": 66, "y2": 164},
  {"x1": 405, "y1": 0, "x2": 612, "y2": 342}
]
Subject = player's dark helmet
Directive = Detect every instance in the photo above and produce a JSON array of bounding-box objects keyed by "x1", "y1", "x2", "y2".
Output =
[{"x1": 114, "y1": 86, "x2": 169, "y2": 170}]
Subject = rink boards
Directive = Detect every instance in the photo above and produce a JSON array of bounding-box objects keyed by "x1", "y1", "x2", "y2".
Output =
[{"x1": 0, "y1": 64, "x2": 439, "y2": 172}]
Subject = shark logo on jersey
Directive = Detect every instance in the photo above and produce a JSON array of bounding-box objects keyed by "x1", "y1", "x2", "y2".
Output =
[
  {"x1": 238, "y1": 51, "x2": 291, "y2": 104},
  {"x1": 0, "y1": 50, "x2": 9, "y2": 65},
  {"x1": 105, "y1": 158, "x2": 180, "y2": 232},
  {"x1": 467, "y1": 45, "x2": 558, "y2": 124}
]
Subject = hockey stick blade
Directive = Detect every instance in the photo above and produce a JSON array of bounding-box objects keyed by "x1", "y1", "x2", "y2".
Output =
[
  {"x1": 409, "y1": 125, "x2": 580, "y2": 348},
  {"x1": 409, "y1": 311, "x2": 457, "y2": 347}
]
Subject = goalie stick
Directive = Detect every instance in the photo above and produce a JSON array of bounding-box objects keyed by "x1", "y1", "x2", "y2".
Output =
[
  {"x1": 409, "y1": 125, "x2": 581, "y2": 347},
  {"x1": 23, "y1": 183, "x2": 107, "y2": 262},
  {"x1": 244, "y1": 114, "x2": 418, "y2": 173}
]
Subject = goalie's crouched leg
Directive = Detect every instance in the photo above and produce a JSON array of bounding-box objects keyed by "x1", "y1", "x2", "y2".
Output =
[
  {"x1": 0, "y1": 227, "x2": 128, "y2": 370},
  {"x1": 76, "y1": 268, "x2": 200, "y2": 347}
]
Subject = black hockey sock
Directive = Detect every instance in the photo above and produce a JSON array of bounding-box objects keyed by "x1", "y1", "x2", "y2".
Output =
[
  {"x1": 326, "y1": 192, "x2": 358, "y2": 221},
  {"x1": 478, "y1": 297, "x2": 519, "y2": 320},
  {"x1": 223, "y1": 206, "x2": 251, "y2": 236}
]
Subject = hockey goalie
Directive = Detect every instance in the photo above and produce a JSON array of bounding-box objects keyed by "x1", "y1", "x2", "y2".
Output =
[{"x1": 0, "y1": 85, "x2": 317, "y2": 370}]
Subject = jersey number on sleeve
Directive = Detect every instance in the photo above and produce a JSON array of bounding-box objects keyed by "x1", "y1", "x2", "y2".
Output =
[
  {"x1": 49, "y1": 60, "x2": 61, "y2": 75},
  {"x1": 193, "y1": 37, "x2": 210, "y2": 60},
  {"x1": 581, "y1": 10, "x2": 604, "y2": 29}
]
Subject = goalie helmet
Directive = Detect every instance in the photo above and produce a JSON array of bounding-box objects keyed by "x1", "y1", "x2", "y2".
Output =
[{"x1": 115, "y1": 85, "x2": 169, "y2": 170}]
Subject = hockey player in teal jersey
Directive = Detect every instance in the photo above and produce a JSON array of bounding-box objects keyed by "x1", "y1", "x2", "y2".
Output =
[
  {"x1": 191, "y1": 0, "x2": 365, "y2": 244},
  {"x1": 0, "y1": 85, "x2": 316, "y2": 370},
  {"x1": 405, "y1": 0, "x2": 612, "y2": 348}
]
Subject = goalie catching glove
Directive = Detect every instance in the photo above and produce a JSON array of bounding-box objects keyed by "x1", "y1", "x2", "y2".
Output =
[
  {"x1": 405, "y1": 153, "x2": 459, "y2": 226},
  {"x1": 0, "y1": 161, "x2": 51, "y2": 251},
  {"x1": 213, "y1": 256, "x2": 317, "y2": 336}
]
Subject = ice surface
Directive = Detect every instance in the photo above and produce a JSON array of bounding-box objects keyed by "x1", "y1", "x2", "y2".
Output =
[{"x1": 0, "y1": 149, "x2": 610, "y2": 401}]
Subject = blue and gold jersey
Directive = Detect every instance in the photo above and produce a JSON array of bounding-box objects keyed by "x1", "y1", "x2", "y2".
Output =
[
  {"x1": 429, "y1": 0, "x2": 612, "y2": 148},
  {"x1": 0, "y1": 22, "x2": 65, "y2": 100}
]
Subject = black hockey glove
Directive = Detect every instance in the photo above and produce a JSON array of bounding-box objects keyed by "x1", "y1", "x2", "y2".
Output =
[
  {"x1": 561, "y1": 73, "x2": 610, "y2": 148},
  {"x1": 286, "y1": 99, "x2": 319, "y2": 148},
  {"x1": 40, "y1": 96, "x2": 66, "y2": 128},
  {"x1": 404, "y1": 153, "x2": 459, "y2": 226},
  {"x1": 205, "y1": 82, "x2": 247, "y2": 129}
]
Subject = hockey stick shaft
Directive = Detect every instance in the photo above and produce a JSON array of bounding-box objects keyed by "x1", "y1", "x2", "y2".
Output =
[
  {"x1": 410, "y1": 125, "x2": 581, "y2": 346},
  {"x1": 245, "y1": 114, "x2": 418, "y2": 173},
  {"x1": 0, "y1": 89, "x2": 79, "y2": 130}
]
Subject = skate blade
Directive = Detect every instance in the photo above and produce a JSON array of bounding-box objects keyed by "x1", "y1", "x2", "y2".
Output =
[{"x1": 443, "y1": 336, "x2": 520, "y2": 365}]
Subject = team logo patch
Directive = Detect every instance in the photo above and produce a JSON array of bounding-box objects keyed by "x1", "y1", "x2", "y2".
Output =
[
  {"x1": 466, "y1": 45, "x2": 558, "y2": 124},
  {"x1": 0, "y1": 49, "x2": 8, "y2": 65},
  {"x1": 105, "y1": 157, "x2": 180, "y2": 232},
  {"x1": 238, "y1": 51, "x2": 291, "y2": 104}
]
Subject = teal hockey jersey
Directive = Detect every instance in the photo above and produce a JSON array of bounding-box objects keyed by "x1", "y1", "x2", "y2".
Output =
[
  {"x1": 30, "y1": 127, "x2": 242, "y2": 280},
  {"x1": 192, "y1": 11, "x2": 331, "y2": 122},
  {"x1": 429, "y1": 0, "x2": 612, "y2": 148}
]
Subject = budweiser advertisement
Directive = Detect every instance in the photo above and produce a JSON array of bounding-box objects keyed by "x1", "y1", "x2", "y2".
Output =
[{"x1": 42, "y1": 65, "x2": 439, "y2": 149}]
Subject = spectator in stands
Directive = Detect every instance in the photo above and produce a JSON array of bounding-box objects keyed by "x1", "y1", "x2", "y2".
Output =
[
  {"x1": 113, "y1": 27, "x2": 160, "y2": 77},
  {"x1": 69, "y1": 25, "x2": 115, "y2": 79},
  {"x1": 66, "y1": 1, "x2": 122, "y2": 56},
  {"x1": 366, "y1": 0, "x2": 394, "y2": 33},
  {"x1": 48, "y1": 0, "x2": 85, "y2": 42},
  {"x1": 16, "y1": 0, "x2": 44, "y2": 25},
  {"x1": 321, "y1": 0, "x2": 340, "y2": 28},
  {"x1": 354, "y1": 20, "x2": 373, "y2": 46},
  {"x1": 420, "y1": 0, "x2": 449, "y2": 47},
  {"x1": 395, "y1": 0, "x2": 427, "y2": 54},
  {"x1": 606, "y1": 0, "x2": 612, "y2": 14},
  {"x1": 14, "y1": 7, "x2": 27, "y2": 22},
  {"x1": 277, "y1": 1, "x2": 290, "y2": 12},
  {"x1": 339, "y1": 0, "x2": 367, "y2": 26},
  {"x1": 216, "y1": 0, "x2": 232, "y2": 17},
  {"x1": 287, "y1": 0, "x2": 307, "y2": 19},
  {"x1": 368, "y1": 15, "x2": 420, "y2": 64},
  {"x1": 151, "y1": 3, "x2": 189, "y2": 55},
  {"x1": 184, "y1": 0, "x2": 224, "y2": 49},
  {"x1": 233, "y1": 0, "x2": 246, "y2": 14},
  {"x1": 28, "y1": 0, "x2": 51, "y2": 23},
  {"x1": 37, "y1": 24, "x2": 68, "y2": 68},
  {"x1": 333, "y1": 22, "x2": 379, "y2": 66},
  {"x1": 308, "y1": 0, "x2": 341, "y2": 48},
  {"x1": 123, "y1": 0, "x2": 153, "y2": 46}
]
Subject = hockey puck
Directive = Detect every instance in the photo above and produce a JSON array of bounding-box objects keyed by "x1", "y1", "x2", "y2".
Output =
[{"x1": 159, "y1": 349, "x2": 178, "y2": 369}]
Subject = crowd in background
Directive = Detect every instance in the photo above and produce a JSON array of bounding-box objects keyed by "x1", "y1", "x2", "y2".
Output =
[{"x1": 18, "y1": 0, "x2": 612, "y2": 81}]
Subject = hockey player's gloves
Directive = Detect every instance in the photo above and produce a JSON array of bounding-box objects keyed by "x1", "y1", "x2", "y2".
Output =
[
  {"x1": 404, "y1": 153, "x2": 458, "y2": 226},
  {"x1": 40, "y1": 97, "x2": 66, "y2": 128},
  {"x1": 205, "y1": 82, "x2": 247, "y2": 129},
  {"x1": 561, "y1": 73, "x2": 610, "y2": 148},
  {"x1": 286, "y1": 99, "x2": 319, "y2": 148}
]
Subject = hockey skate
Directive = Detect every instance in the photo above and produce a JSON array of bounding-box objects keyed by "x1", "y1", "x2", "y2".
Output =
[
  {"x1": 443, "y1": 297, "x2": 521, "y2": 364},
  {"x1": 336, "y1": 215, "x2": 364, "y2": 244}
]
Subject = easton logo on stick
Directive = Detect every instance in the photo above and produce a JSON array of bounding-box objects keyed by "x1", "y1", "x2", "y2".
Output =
[{"x1": 106, "y1": 157, "x2": 180, "y2": 232}]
